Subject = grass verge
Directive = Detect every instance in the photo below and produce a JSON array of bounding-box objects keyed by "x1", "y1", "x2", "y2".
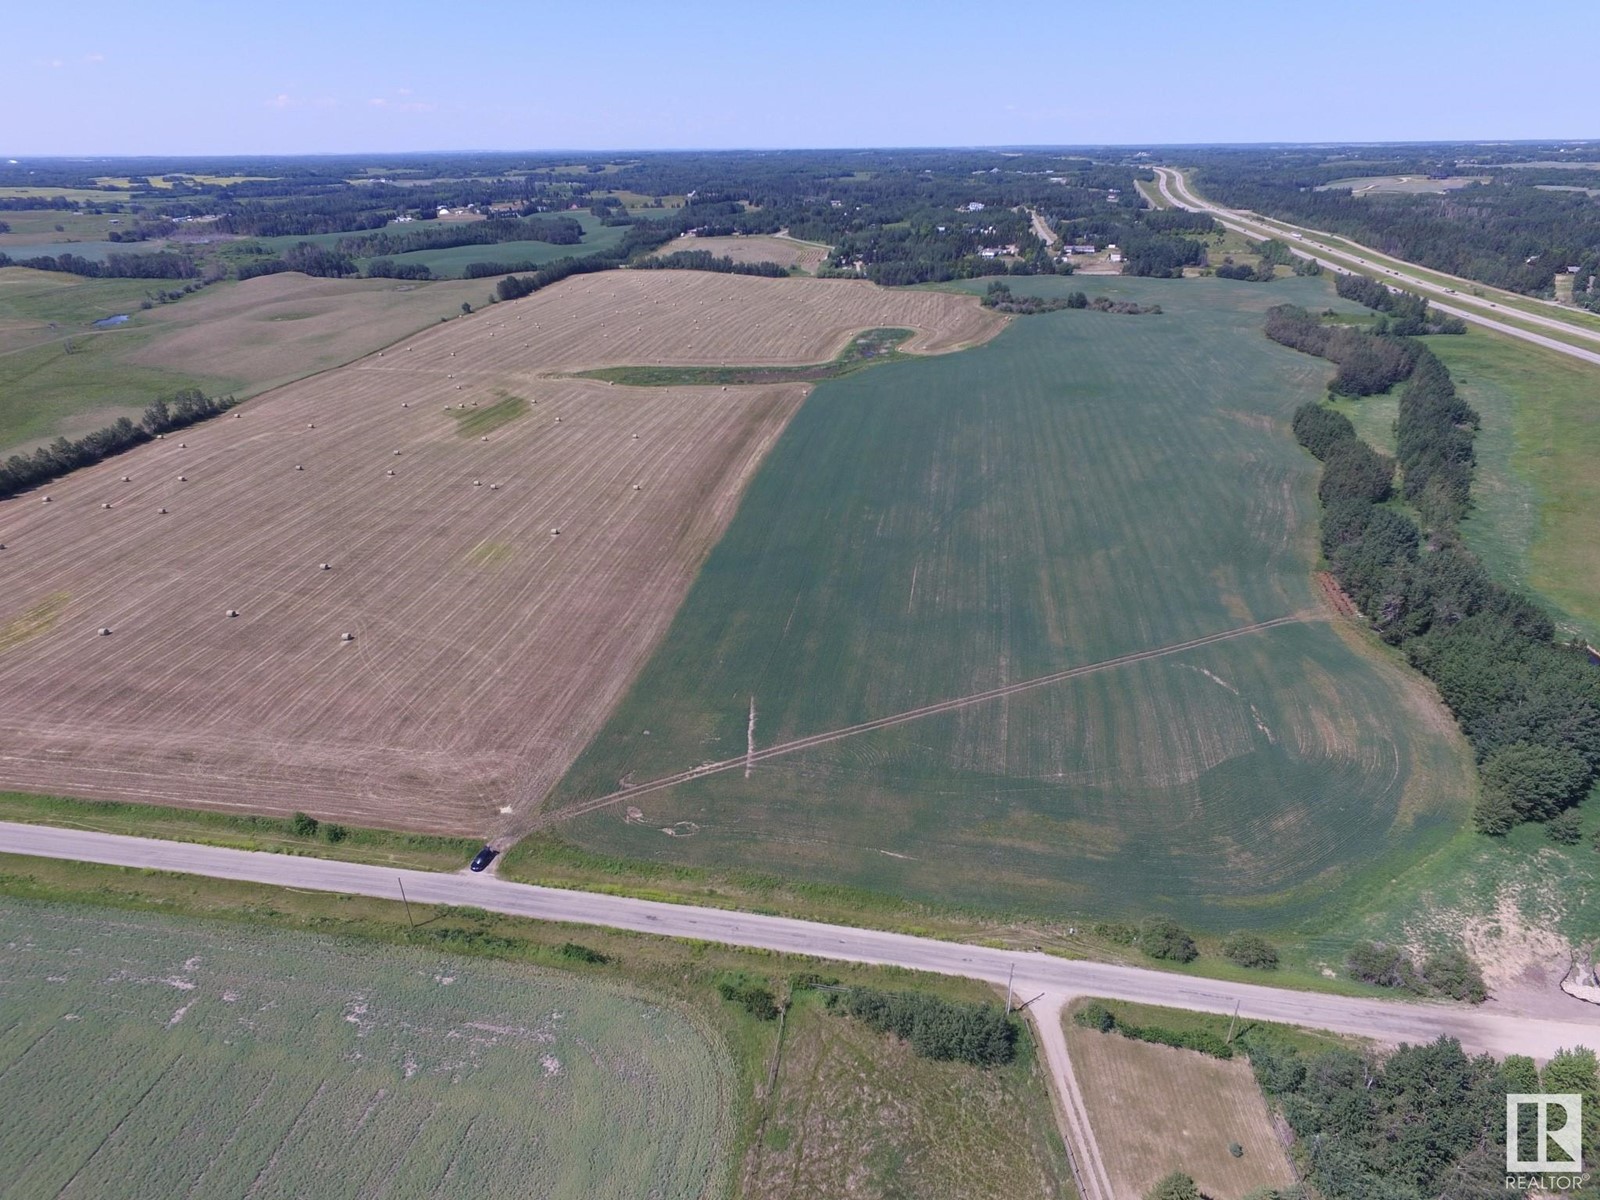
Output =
[{"x1": 0, "y1": 790, "x2": 479, "y2": 871}]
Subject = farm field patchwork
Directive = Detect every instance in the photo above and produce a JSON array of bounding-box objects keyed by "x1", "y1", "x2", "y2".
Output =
[
  {"x1": 0, "y1": 898, "x2": 732, "y2": 1200},
  {"x1": 1064, "y1": 1011, "x2": 1296, "y2": 1199},
  {"x1": 535, "y1": 275, "x2": 1474, "y2": 927},
  {"x1": 0, "y1": 271, "x2": 1001, "y2": 833}
]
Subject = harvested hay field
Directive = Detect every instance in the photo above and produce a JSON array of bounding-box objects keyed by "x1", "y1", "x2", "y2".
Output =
[
  {"x1": 0, "y1": 271, "x2": 999, "y2": 834},
  {"x1": 1065, "y1": 1020, "x2": 1296, "y2": 1200},
  {"x1": 127, "y1": 271, "x2": 489, "y2": 392},
  {"x1": 390, "y1": 269, "x2": 1004, "y2": 376},
  {"x1": 652, "y1": 234, "x2": 830, "y2": 273}
]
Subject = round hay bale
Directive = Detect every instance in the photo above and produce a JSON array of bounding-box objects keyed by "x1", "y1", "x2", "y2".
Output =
[
  {"x1": 307, "y1": 423, "x2": 315, "y2": 429},
  {"x1": 226, "y1": 609, "x2": 238, "y2": 618},
  {"x1": 473, "y1": 480, "x2": 481, "y2": 486},
  {"x1": 631, "y1": 433, "x2": 639, "y2": 439},
  {"x1": 234, "y1": 412, "x2": 242, "y2": 418},
  {"x1": 179, "y1": 442, "x2": 187, "y2": 448},
  {"x1": 98, "y1": 627, "x2": 112, "y2": 636},
  {"x1": 177, "y1": 475, "x2": 187, "y2": 482},
  {"x1": 488, "y1": 483, "x2": 499, "y2": 491},
  {"x1": 340, "y1": 632, "x2": 354, "y2": 642},
  {"x1": 393, "y1": 449, "x2": 402, "y2": 456},
  {"x1": 320, "y1": 562, "x2": 331, "y2": 571},
  {"x1": 156, "y1": 434, "x2": 165, "y2": 440},
  {"x1": 158, "y1": 506, "x2": 168, "y2": 514},
  {"x1": 386, "y1": 469, "x2": 396, "y2": 476},
  {"x1": 480, "y1": 435, "x2": 488, "y2": 442},
  {"x1": 550, "y1": 528, "x2": 560, "y2": 536},
  {"x1": 402, "y1": 402, "x2": 409, "y2": 408},
  {"x1": 41, "y1": 495, "x2": 51, "y2": 503},
  {"x1": 101, "y1": 502, "x2": 112, "y2": 509},
  {"x1": 295, "y1": 464, "x2": 304, "y2": 471},
  {"x1": 121, "y1": 475, "x2": 131, "y2": 482},
  {"x1": 632, "y1": 484, "x2": 641, "y2": 491}
]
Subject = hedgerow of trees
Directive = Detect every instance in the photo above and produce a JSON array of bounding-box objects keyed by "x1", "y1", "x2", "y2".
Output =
[
  {"x1": 0, "y1": 388, "x2": 237, "y2": 500},
  {"x1": 1280, "y1": 303, "x2": 1600, "y2": 839}
]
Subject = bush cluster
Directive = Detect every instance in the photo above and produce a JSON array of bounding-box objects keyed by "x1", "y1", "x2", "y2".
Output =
[
  {"x1": 835, "y1": 987, "x2": 1016, "y2": 1066},
  {"x1": 1074, "y1": 1002, "x2": 1233, "y2": 1058},
  {"x1": 1344, "y1": 941, "x2": 1487, "y2": 1002},
  {"x1": 717, "y1": 976, "x2": 780, "y2": 1021}
]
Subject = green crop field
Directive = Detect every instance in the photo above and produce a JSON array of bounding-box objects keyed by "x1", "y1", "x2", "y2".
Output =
[
  {"x1": 0, "y1": 898, "x2": 732, "y2": 1200},
  {"x1": 529, "y1": 274, "x2": 1474, "y2": 929}
]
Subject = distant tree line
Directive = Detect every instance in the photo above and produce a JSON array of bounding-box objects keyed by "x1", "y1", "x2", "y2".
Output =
[
  {"x1": 0, "y1": 249, "x2": 200, "y2": 279},
  {"x1": 492, "y1": 220, "x2": 681, "y2": 301},
  {"x1": 632, "y1": 249, "x2": 789, "y2": 277},
  {"x1": 1282, "y1": 308, "x2": 1599, "y2": 838},
  {"x1": 335, "y1": 216, "x2": 583, "y2": 258},
  {"x1": 1215, "y1": 260, "x2": 1276, "y2": 281},
  {"x1": 364, "y1": 259, "x2": 433, "y2": 280},
  {"x1": 0, "y1": 388, "x2": 237, "y2": 500}
]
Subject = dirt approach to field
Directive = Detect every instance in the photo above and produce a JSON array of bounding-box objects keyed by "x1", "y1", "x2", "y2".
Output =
[
  {"x1": 652, "y1": 234, "x2": 831, "y2": 274},
  {"x1": 1065, "y1": 1021, "x2": 1296, "y2": 1200},
  {"x1": 0, "y1": 273, "x2": 1000, "y2": 833}
]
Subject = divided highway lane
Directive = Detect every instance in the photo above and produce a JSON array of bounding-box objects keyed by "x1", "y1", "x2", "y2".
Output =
[
  {"x1": 4, "y1": 821, "x2": 1599, "y2": 1059},
  {"x1": 1152, "y1": 167, "x2": 1600, "y2": 370}
]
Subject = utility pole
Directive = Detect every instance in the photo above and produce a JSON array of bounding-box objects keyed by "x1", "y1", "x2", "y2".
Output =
[
  {"x1": 397, "y1": 876, "x2": 415, "y2": 928},
  {"x1": 1004, "y1": 964, "x2": 1015, "y2": 1013},
  {"x1": 1226, "y1": 999, "x2": 1240, "y2": 1046}
]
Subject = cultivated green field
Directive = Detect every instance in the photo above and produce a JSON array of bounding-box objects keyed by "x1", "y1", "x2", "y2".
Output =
[
  {"x1": 531, "y1": 275, "x2": 1474, "y2": 928},
  {"x1": 0, "y1": 899, "x2": 732, "y2": 1200}
]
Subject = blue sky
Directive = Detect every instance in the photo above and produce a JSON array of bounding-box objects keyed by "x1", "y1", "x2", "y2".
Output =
[{"x1": 4, "y1": 0, "x2": 1594, "y2": 155}]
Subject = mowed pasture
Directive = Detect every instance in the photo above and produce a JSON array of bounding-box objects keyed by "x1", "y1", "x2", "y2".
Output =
[
  {"x1": 0, "y1": 272, "x2": 1000, "y2": 832},
  {"x1": 541, "y1": 275, "x2": 1474, "y2": 926},
  {"x1": 1064, "y1": 1020, "x2": 1295, "y2": 1199},
  {"x1": 653, "y1": 234, "x2": 831, "y2": 274},
  {"x1": 0, "y1": 900, "x2": 731, "y2": 1200}
]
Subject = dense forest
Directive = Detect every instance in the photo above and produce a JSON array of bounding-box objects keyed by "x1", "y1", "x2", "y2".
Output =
[{"x1": 1279, "y1": 301, "x2": 1599, "y2": 839}]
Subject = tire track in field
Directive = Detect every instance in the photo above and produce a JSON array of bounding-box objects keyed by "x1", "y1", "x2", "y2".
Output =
[{"x1": 532, "y1": 613, "x2": 1316, "y2": 830}]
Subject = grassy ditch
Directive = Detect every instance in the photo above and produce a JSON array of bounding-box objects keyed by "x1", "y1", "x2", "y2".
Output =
[{"x1": 0, "y1": 790, "x2": 479, "y2": 872}]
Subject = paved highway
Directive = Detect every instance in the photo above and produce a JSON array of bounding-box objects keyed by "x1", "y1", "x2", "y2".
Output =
[
  {"x1": 5, "y1": 821, "x2": 1598, "y2": 1060},
  {"x1": 1152, "y1": 167, "x2": 1600, "y2": 369}
]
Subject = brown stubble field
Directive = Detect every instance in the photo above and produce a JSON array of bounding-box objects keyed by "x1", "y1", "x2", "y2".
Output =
[{"x1": 0, "y1": 272, "x2": 999, "y2": 834}]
